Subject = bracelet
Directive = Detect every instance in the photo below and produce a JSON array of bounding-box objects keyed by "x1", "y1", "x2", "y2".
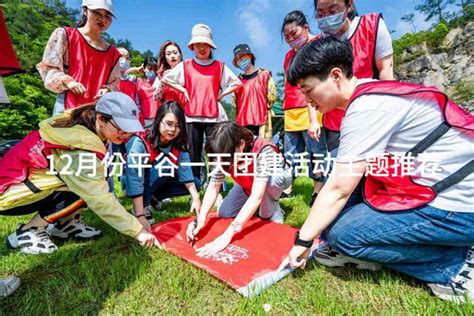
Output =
[
  {"x1": 136, "y1": 214, "x2": 145, "y2": 218},
  {"x1": 294, "y1": 231, "x2": 313, "y2": 248}
]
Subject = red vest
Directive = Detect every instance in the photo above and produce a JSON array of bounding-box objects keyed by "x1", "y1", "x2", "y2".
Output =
[
  {"x1": 0, "y1": 130, "x2": 104, "y2": 195},
  {"x1": 118, "y1": 78, "x2": 136, "y2": 102},
  {"x1": 283, "y1": 37, "x2": 318, "y2": 111},
  {"x1": 134, "y1": 132, "x2": 180, "y2": 165},
  {"x1": 183, "y1": 59, "x2": 223, "y2": 118},
  {"x1": 347, "y1": 81, "x2": 474, "y2": 212},
  {"x1": 228, "y1": 137, "x2": 280, "y2": 196},
  {"x1": 235, "y1": 69, "x2": 271, "y2": 127},
  {"x1": 136, "y1": 78, "x2": 158, "y2": 120},
  {"x1": 161, "y1": 84, "x2": 186, "y2": 109},
  {"x1": 63, "y1": 27, "x2": 120, "y2": 110},
  {"x1": 323, "y1": 13, "x2": 382, "y2": 132}
]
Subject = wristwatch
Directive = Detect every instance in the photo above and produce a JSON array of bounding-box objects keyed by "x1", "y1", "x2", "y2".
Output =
[
  {"x1": 230, "y1": 221, "x2": 242, "y2": 233},
  {"x1": 294, "y1": 231, "x2": 313, "y2": 248}
]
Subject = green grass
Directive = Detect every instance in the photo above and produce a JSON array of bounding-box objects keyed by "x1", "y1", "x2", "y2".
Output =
[{"x1": 1, "y1": 177, "x2": 473, "y2": 314}]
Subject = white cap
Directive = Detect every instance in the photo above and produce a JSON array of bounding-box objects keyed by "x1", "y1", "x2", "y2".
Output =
[
  {"x1": 82, "y1": 0, "x2": 115, "y2": 17},
  {"x1": 95, "y1": 92, "x2": 143, "y2": 133},
  {"x1": 187, "y1": 23, "x2": 217, "y2": 50}
]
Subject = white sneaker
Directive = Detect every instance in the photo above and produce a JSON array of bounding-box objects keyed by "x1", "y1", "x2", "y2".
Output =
[
  {"x1": 315, "y1": 245, "x2": 382, "y2": 271},
  {"x1": 7, "y1": 224, "x2": 58, "y2": 254},
  {"x1": 0, "y1": 276, "x2": 21, "y2": 297},
  {"x1": 269, "y1": 208, "x2": 285, "y2": 224},
  {"x1": 46, "y1": 215, "x2": 101, "y2": 241},
  {"x1": 428, "y1": 247, "x2": 474, "y2": 304}
]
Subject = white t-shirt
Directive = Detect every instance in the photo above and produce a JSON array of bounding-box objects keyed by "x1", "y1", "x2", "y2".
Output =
[
  {"x1": 337, "y1": 80, "x2": 474, "y2": 213},
  {"x1": 163, "y1": 58, "x2": 241, "y2": 123},
  {"x1": 322, "y1": 15, "x2": 393, "y2": 60}
]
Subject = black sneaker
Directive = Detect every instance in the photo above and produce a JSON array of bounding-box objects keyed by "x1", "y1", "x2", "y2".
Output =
[{"x1": 315, "y1": 245, "x2": 381, "y2": 271}]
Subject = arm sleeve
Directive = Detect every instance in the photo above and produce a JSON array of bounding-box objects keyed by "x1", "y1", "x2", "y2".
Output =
[
  {"x1": 375, "y1": 18, "x2": 394, "y2": 60},
  {"x1": 54, "y1": 149, "x2": 142, "y2": 237},
  {"x1": 177, "y1": 151, "x2": 195, "y2": 183},
  {"x1": 36, "y1": 28, "x2": 75, "y2": 93},
  {"x1": 162, "y1": 62, "x2": 185, "y2": 86},
  {"x1": 124, "y1": 137, "x2": 148, "y2": 197},
  {"x1": 220, "y1": 65, "x2": 241, "y2": 90}
]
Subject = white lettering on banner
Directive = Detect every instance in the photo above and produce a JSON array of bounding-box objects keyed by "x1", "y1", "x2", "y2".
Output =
[
  {"x1": 234, "y1": 153, "x2": 256, "y2": 177},
  {"x1": 102, "y1": 152, "x2": 126, "y2": 177},
  {"x1": 208, "y1": 153, "x2": 231, "y2": 176},
  {"x1": 128, "y1": 153, "x2": 151, "y2": 177},
  {"x1": 292, "y1": 152, "x2": 310, "y2": 177},
  {"x1": 260, "y1": 152, "x2": 285, "y2": 176},
  {"x1": 153, "y1": 152, "x2": 178, "y2": 177},
  {"x1": 202, "y1": 244, "x2": 249, "y2": 265}
]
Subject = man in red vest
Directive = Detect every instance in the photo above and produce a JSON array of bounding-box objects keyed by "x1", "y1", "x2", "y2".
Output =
[{"x1": 281, "y1": 36, "x2": 474, "y2": 303}]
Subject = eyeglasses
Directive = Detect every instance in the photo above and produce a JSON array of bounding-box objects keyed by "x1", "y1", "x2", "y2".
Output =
[
  {"x1": 160, "y1": 120, "x2": 181, "y2": 131},
  {"x1": 108, "y1": 119, "x2": 129, "y2": 135},
  {"x1": 89, "y1": 9, "x2": 113, "y2": 21}
]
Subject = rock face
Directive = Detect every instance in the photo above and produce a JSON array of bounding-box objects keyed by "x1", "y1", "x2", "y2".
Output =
[{"x1": 395, "y1": 22, "x2": 474, "y2": 112}]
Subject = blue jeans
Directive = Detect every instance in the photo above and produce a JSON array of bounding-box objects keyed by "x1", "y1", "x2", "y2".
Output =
[
  {"x1": 52, "y1": 93, "x2": 65, "y2": 115},
  {"x1": 284, "y1": 130, "x2": 327, "y2": 181},
  {"x1": 326, "y1": 203, "x2": 474, "y2": 284}
]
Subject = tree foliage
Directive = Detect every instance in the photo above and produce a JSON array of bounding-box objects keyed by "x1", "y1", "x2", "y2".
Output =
[{"x1": 0, "y1": 0, "x2": 147, "y2": 139}]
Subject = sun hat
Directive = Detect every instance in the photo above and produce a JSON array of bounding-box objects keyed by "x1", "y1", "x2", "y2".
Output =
[{"x1": 187, "y1": 23, "x2": 217, "y2": 50}]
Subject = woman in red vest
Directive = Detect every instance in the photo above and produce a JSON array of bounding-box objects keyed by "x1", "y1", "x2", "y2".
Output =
[
  {"x1": 282, "y1": 37, "x2": 474, "y2": 303},
  {"x1": 122, "y1": 101, "x2": 201, "y2": 231},
  {"x1": 37, "y1": 0, "x2": 121, "y2": 114},
  {"x1": 152, "y1": 40, "x2": 186, "y2": 108},
  {"x1": 232, "y1": 44, "x2": 276, "y2": 140},
  {"x1": 161, "y1": 23, "x2": 241, "y2": 182},
  {"x1": 186, "y1": 122, "x2": 293, "y2": 256},
  {"x1": 127, "y1": 56, "x2": 159, "y2": 127},
  {"x1": 314, "y1": 0, "x2": 394, "y2": 152},
  {"x1": 117, "y1": 47, "x2": 137, "y2": 101},
  {"x1": 0, "y1": 92, "x2": 159, "y2": 255},
  {"x1": 282, "y1": 11, "x2": 327, "y2": 205}
]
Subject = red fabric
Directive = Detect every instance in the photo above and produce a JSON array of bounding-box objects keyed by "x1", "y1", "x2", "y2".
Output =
[
  {"x1": 136, "y1": 78, "x2": 158, "y2": 119},
  {"x1": 283, "y1": 37, "x2": 319, "y2": 111},
  {"x1": 118, "y1": 78, "x2": 136, "y2": 102},
  {"x1": 161, "y1": 84, "x2": 187, "y2": 109},
  {"x1": 64, "y1": 27, "x2": 120, "y2": 109},
  {"x1": 0, "y1": 130, "x2": 104, "y2": 194},
  {"x1": 235, "y1": 69, "x2": 271, "y2": 126},
  {"x1": 184, "y1": 59, "x2": 223, "y2": 118},
  {"x1": 323, "y1": 13, "x2": 381, "y2": 132},
  {"x1": 133, "y1": 132, "x2": 180, "y2": 164},
  {"x1": 228, "y1": 137, "x2": 279, "y2": 196},
  {"x1": 152, "y1": 215, "x2": 298, "y2": 291},
  {"x1": 0, "y1": 7, "x2": 22, "y2": 76},
  {"x1": 350, "y1": 81, "x2": 474, "y2": 211}
]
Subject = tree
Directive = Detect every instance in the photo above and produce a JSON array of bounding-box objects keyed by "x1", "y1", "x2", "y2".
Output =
[
  {"x1": 401, "y1": 13, "x2": 417, "y2": 33},
  {"x1": 415, "y1": 0, "x2": 456, "y2": 23}
]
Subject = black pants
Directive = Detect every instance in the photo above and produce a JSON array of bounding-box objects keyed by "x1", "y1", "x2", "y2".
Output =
[
  {"x1": 186, "y1": 122, "x2": 217, "y2": 180},
  {"x1": 1, "y1": 191, "x2": 84, "y2": 223},
  {"x1": 244, "y1": 125, "x2": 260, "y2": 136}
]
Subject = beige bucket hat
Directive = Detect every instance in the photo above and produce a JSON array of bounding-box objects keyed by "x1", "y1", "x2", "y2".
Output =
[{"x1": 187, "y1": 23, "x2": 217, "y2": 50}]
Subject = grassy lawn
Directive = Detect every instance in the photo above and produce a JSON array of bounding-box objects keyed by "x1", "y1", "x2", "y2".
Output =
[{"x1": 1, "y1": 177, "x2": 473, "y2": 314}]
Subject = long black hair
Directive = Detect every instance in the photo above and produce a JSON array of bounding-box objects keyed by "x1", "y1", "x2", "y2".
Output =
[
  {"x1": 313, "y1": 0, "x2": 359, "y2": 20},
  {"x1": 281, "y1": 10, "x2": 309, "y2": 38},
  {"x1": 150, "y1": 101, "x2": 188, "y2": 152},
  {"x1": 144, "y1": 55, "x2": 158, "y2": 71}
]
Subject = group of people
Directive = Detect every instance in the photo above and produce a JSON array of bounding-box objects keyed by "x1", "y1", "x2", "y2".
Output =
[{"x1": 1, "y1": 0, "x2": 472, "y2": 305}]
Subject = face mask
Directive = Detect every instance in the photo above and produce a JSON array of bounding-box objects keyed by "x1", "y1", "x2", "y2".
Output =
[
  {"x1": 288, "y1": 35, "x2": 307, "y2": 49},
  {"x1": 118, "y1": 57, "x2": 130, "y2": 71},
  {"x1": 317, "y1": 11, "x2": 346, "y2": 35},
  {"x1": 237, "y1": 58, "x2": 251, "y2": 71},
  {"x1": 145, "y1": 70, "x2": 156, "y2": 81}
]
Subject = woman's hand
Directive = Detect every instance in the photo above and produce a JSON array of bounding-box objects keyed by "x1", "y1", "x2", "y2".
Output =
[
  {"x1": 67, "y1": 81, "x2": 86, "y2": 94},
  {"x1": 185, "y1": 218, "x2": 205, "y2": 243},
  {"x1": 153, "y1": 83, "x2": 163, "y2": 101},
  {"x1": 135, "y1": 228, "x2": 161, "y2": 248},
  {"x1": 279, "y1": 245, "x2": 311, "y2": 271},
  {"x1": 196, "y1": 230, "x2": 233, "y2": 257},
  {"x1": 189, "y1": 196, "x2": 201, "y2": 214},
  {"x1": 183, "y1": 90, "x2": 190, "y2": 102},
  {"x1": 308, "y1": 121, "x2": 321, "y2": 141}
]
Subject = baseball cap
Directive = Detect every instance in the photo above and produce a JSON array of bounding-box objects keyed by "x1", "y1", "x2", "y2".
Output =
[
  {"x1": 82, "y1": 0, "x2": 115, "y2": 17},
  {"x1": 232, "y1": 44, "x2": 254, "y2": 67},
  {"x1": 95, "y1": 92, "x2": 143, "y2": 133}
]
